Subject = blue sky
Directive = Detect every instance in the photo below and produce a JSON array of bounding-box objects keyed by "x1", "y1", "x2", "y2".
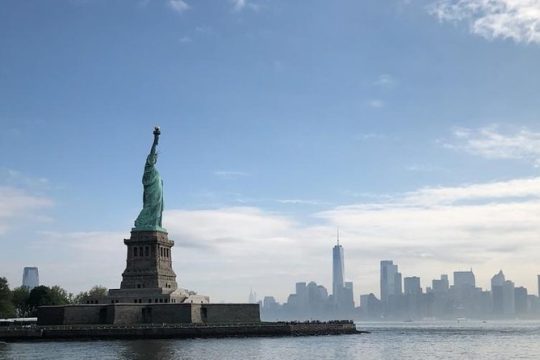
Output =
[{"x1": 1, "y1": 0, "x2": 540, "y2": 303}]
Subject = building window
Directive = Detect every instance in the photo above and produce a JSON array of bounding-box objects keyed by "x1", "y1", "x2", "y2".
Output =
[
  {"x1": 134, "y1": 247, "x2": 138, "y2": 257},
  {"x1": 145, "y1": 246, "x2": 149, "y2": 257}
]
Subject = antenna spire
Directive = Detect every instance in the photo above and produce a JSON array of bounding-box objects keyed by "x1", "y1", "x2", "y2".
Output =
[{"x1": 337, "y1": 227, "x2": 340, "y2": 246}]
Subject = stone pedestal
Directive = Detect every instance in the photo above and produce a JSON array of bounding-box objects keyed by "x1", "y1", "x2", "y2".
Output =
[
  {"x1": 120, "y1": 230, "x2": 177, "y2": 290},
  {"x1": 103, "y1": 230, "x2": 209, "y2": 305}
]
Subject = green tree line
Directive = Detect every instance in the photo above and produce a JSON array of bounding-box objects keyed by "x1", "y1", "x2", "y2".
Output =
[{"x1": 0, "y1": 277, "x2": 107, "y2": 318}]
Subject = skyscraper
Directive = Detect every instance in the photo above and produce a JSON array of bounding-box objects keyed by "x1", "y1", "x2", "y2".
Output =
[
  {"x1": 491, "y1": 270, "x2": 515, "y2": 316},
  {"x1": 514, "y1": 287, "x2": 528, "y2": 314},
  {"x1": 404, "y1": 276, "x2": 422, "y2": 295},
  {"x1": 502, "y1": 280, "x2": 515, "y2": 315},
  {"x1": 453, "y1": 270, "x2": 476, "y2": 288},
  {"x1": 432, "y1": 274, "x2": 449, "y2": 293},
  {"x1": 491, "y1": 270, "x2": 505, "y2": 314},
  {"x1": 380, "y1": 260, "x2": 402, "y2": 302},
  {"x1": 343, "y1": 281, "x2": 355, "y2": 310},
  {"x1": 22, "y1": 267, "x2": 39, "y2": 290},
  {"x1": 248, "y1": 288, "x2": 257, "y2": 304},
  {"x1": 332, "y1": 235, "x2": 344, "y2": 303}
]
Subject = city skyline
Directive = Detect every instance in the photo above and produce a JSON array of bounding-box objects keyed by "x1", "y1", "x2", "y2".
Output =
[
  {"x1": 260, "y1": 242, "x2": 540, "y2": 321},
  {"x1": 2, "y1": 0, "x2": 540, "y2": 302}
]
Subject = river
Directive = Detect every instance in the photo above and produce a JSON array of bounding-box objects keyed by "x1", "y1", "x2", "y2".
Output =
[{"x1": 2, "y1": 320, "x2": 540, "y2": 359}]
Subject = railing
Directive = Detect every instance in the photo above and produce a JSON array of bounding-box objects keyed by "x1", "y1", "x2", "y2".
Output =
[{"x1": 1, "y1": 320, "x2": 353, "y2": 332}]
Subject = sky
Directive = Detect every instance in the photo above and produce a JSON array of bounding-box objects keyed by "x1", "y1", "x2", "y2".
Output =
[{"x1": 1, "y1": 0, "x2": 540, "y2": 303}]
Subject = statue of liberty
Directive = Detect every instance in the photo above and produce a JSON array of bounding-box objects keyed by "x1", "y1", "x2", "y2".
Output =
[{"x1": 133, "y1": 127, "x2": 165, "y2": 232}]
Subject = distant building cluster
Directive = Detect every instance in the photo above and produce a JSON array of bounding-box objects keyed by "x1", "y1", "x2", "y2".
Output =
[
  {"x1": 361, "y1": 262, "x2": 540, "y2": 320},
  {"x1": 261, "y1": 236, "x2": 356, "y2": 321},
  {"x1": 259, "y1": 241, "x2": 540, "y2": 321}
]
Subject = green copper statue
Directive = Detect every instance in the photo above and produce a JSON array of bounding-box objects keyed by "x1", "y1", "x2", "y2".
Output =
[{"x1": 133, "y1": 127, "x2": 166, "y2": 232}]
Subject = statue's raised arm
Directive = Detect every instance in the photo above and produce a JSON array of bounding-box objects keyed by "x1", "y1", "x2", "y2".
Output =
[
  {"x1": 151, "y1": 126, "x2": 160, "y2": 150},
  {"x1": 133, "y1": 127, "x2": 165, "y2": 232}
]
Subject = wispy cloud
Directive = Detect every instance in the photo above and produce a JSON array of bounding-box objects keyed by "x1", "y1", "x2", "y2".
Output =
[
  {"x1": 168, "y1": 0, "x2": 190, "y2": 13},
  {"x1": 0, "y1": 168, "x2": 50, "y2": 190},
  {"x1": 367, "y1": 99, "x2": 385, "y2": 108},
  {"x1": 179, "y1": 36, "x2": 192, "y2": 43},
  {"x1": 30, "y1": 231, "x2": 126, "y2": 291},
  {"x1": 0, "y1": 186, "x2": 53, "y2": 234},
  {"x1": 403, "y1": 177, "x2": 540, "y2": 205},
  {"x1": 374, "y1": 74, "x2": 397, "y2": 88},
  {"x1": 277, "y1": 199, "x2": 322, "y2": 206},
  {"x1": 443, "y1": 125, "x2": 540, "y2": 166},
  {"x1": 430, "y1": 0, "x2": 540, "y2": 44},
  {"x1": 213, "y1": 170, "x2": 250, "y2": 179},
  {"x1": 355, "y1": 133, "x2": 393, "y2": 141},
  {"x1": 231, "y1": 0, "x2": 260, "y2": 12},
  {"x1": 406, "y1": 164, "x2": 448, "y2": 173}
]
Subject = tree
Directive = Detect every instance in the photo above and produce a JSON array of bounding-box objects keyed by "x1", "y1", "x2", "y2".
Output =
[
  {"x1": 27, "y1": 285, "x2": 71, "y2": 316},
  {"x1": 0, "y1": 277, "x2": 16, "y2": 318},
  {"x1": 0, "y1": 277, "x2": 10, "y2": 301},
  {"x1": 73, "y1": 285, "x2": 108, "y2": 304},
  {"x1": 11, "y1": 287, "x2": 31, "y2": 317},
  {"x1": 49, "y1": 286, "x2": 70, "y2": 305}
]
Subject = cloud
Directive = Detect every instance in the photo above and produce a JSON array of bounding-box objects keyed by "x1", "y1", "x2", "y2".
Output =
[
  {"x1": 0, "y1": 186, "x2": 53, "y2": 234},
  {"x1": 406, "y1": 164, "x2": 448, "y2": 173},
  {"x1": 213, "y1": 170, "x2": 250, "y2": 179},
  {"x1": 30, "y1": 231, "x2": 126, "y2": 291},
  {"x1": 179, "y1": 36, "x2": 192, "y2": 43},
  {"x1": 443, "y1": 125, "x2": 540, "y2": 166},
  {"x1": 317, "y1": 177, "x2": 540, "y2": 292},
  {"x1": 8, "y1": 173, "x2": 540, "y2": 301},
  {"x1": 168, "y1": 0, "x2": 190, "y2": 13},
  {"x1": 430, "y1": 0, "x2": 540, "y2": 44},
  {"x1": 231, "y1": 0, "x2": 260, "y2": 12},
  {"x1": 367, "y1": 99, "x2": 385, "y2": 108},
  {"x1": 355, "y1": 133, "x2": 393, "y2": 141},
  {"x1": 0, "y1": 168, "x2": 50, "y2": 190},
  {"x1": 276, "y1": 199, "x2": 322, "y2": 206},
  {"x1": 402, "y1": 177, "x2": 540, "y2": 205},
  {"x1": 168, "y1": 179, "x2": 540, "y2": 300},
  {"x1": 374, "y1": 74, "x2": 397, "y2": 88}
]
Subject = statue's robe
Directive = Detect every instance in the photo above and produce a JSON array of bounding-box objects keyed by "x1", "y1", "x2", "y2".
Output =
[{"x1": 134, "y1": 152, "x2": 164, "y2": 229}]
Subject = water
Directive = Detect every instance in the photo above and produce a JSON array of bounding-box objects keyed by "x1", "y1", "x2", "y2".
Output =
[{"x1": 2, "y1": 321, "x2": 540, "y2": 360}]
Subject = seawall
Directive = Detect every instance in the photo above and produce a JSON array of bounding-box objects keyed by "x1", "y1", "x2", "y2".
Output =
[{"x1": 0, "y1": 321, "x2": 365, "y2": 342}]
